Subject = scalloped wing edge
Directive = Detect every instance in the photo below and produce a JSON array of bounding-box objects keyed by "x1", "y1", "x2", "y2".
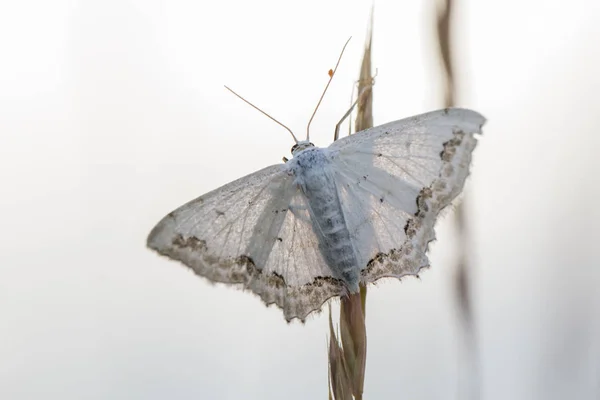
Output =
[
  {"x1": 360, "y1": 124, "x2": 481, "y2": 284},
  {"x1": 147, "y1": 216, "x2": 346, "y2": 322}
]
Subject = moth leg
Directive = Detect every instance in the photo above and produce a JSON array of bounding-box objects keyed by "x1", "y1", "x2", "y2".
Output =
[
  {"x1": 334, "y1": 95, "x2": 360, "y2": 142},
  {"x1": 334, "y1": 71, "x2": 377, "y2": 141}
]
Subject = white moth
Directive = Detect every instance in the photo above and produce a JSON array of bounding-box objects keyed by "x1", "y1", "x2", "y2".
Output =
[{"x1": 147, "y1": 106, "x2": 485, "y2": 322}]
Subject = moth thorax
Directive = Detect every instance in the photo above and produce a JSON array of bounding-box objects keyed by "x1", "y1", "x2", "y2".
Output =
[{"x1": 291, "y1": 141, "x2": 315, "y2": 156}]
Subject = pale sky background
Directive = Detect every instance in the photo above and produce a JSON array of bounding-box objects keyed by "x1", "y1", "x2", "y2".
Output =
[{"x1": 1, "y1": 1, "x2": 598, "y2": 399}]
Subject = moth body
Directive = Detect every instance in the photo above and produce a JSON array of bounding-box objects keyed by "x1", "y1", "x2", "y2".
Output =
[{"x1": 287, "y1": 146, "x2": 360, "y2": 291}]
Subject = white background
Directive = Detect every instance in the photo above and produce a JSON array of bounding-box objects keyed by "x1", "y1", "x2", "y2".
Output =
[{"x1": 1, "y1": 1, "x2": 598, "y2": 399}]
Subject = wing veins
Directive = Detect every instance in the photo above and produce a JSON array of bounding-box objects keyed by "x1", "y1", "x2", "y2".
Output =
[
  {"x1": 234, "y1": 179, "x2": 280, "y2": 256},
  {"x1": 334, "y1": 166, "x2": 384, "y2": 251},
  {"x1": 349, "y1": 150, "x2": 440, "y2": 176},
  {"x1": 376, "y1": 153, "x2": 439, "y2": 162},
  {"x1": 216, "y1": 223, "x2": 235, "y2": 261},
  {"x1": 334, "y1": 156, "x2": 417, "y2": 219},
  {"x1": 380, "y1": 155, "x2": 428, "y2": 187},
  {"x1": 176, "y1": 188, "x2": 242, "y2": 233},
  {"x1": 178, "y1": 173, "x2": 284, "y2": 258},
  {"x1": 400, "y1": 157, "x2": 440, "y2": 178}
]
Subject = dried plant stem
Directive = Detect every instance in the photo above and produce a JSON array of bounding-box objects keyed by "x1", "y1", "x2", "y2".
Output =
[
  {"x1": 435, "y1": 0, "x2": 480, "y2": 398},
  {"x1": 355, "y1": 14, "x2": 373, "y2": 134},
  {"x1": 328, "y1": 14, "x2": 373, "y2": 400}
]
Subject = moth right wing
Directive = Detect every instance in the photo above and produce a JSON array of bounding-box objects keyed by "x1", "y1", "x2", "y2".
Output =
[
  {"x1": 147, "y1": 164, "x2": 344, "y2": 322},
  {"x1": 328, "y1": 108, "x2": 485, "y2": 283}
]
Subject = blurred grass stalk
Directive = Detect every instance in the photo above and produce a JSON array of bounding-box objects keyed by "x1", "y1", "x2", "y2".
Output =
[
  {"x1": 328, "y1": 17, "x2": 373, "y2": 400},
  {"x1": 435, "y1": 0, "x2": 480, "y2": 398}
]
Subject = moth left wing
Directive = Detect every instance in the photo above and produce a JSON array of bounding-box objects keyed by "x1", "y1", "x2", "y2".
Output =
[{"x1": 147, "y1": 164, "x2": 344, "y2": 322}]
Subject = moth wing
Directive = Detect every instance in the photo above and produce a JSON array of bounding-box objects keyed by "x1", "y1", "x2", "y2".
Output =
[
  {"x1": 147, "y1": 164, "x2": 344, "y2": 321},
  {"x1": 329, "y1": 108, "x2": 486, "y2": 281}
]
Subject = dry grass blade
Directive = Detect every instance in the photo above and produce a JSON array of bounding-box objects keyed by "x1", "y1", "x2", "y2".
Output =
[
  {"x1": 355, "y1": 10, "x2": 374, "y2": 134},
  {"x1": 435, "y1": 0, "x2": 479, "y2": 398},
  {"x1": 340, "y1": 293, "x2": 367, "y2": 397},
  {"x1": 328, "y1": 13, "x2": 373, "y2": 400},
  {"x1": 436, "y1": 0, "x2": 455, "y2": 106},
  {"x1": 328, "y1": 306, "x2": 353, "y2": 400}
]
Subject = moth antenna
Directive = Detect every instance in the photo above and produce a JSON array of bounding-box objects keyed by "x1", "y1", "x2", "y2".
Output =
[
  {"x1": 224, "y1": 85, "x2": 299, "y2": 144},
  {"x1": 306, "y1": 37, "x2": 352, "y2": 141}
]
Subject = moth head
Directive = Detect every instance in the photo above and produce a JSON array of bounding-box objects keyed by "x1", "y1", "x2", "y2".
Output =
[{"x1": 291, "y1": 140, "x2": 315, "y2": 156}]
